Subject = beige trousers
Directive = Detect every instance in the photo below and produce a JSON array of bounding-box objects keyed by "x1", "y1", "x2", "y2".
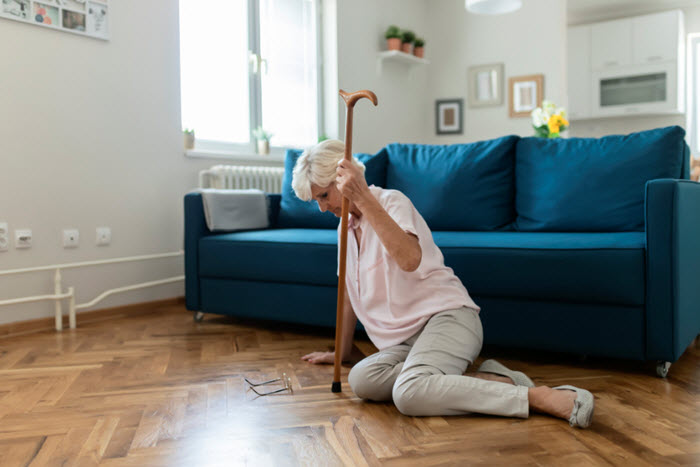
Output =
[{"x1": 348, "y1": 306, "x2": 529, "y2": 418}]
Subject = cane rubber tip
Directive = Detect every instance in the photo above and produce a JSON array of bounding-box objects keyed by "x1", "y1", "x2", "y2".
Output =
[{"x1": 331, "y1": 381, "x2": 342, "y2": 393}]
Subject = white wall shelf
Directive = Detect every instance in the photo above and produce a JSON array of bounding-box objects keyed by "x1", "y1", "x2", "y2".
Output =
[{"x1": 376, "y1": 50, "x2": 430, "y2": 75}]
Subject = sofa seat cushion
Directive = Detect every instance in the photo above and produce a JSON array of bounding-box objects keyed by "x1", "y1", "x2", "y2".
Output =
[
  {"x1": 199, "y1": 229, "x2": 338, "y2": 286},
  {"x1": 515, "y1": 125, "x2": 687, "y2": 232},
  {"x1": 200, "y1": 229, "x2": 645, "y2": 306},
  {"x1": 434, "y1": 231, "x2": 645, "y2": 306}
]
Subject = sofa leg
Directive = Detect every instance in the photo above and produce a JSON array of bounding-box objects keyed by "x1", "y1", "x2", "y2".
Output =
[
  {"x1": 656, "y1": 361, "x2": 671, "y2": 378},
  {"x1": 194, "y1": 311, "x2": 204, "y2": 322}
]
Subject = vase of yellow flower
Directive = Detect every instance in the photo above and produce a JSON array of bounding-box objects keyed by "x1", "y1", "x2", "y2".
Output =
[{"x1": 531, "y1": 101, "x2": 569, "y2": 138}]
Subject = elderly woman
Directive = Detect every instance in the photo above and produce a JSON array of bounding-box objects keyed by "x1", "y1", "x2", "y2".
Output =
[{"x1": 294, "y1": 140, "x2": 594, "y2": 428}]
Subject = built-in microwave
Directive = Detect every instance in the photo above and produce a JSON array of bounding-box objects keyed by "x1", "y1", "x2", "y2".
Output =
[{"x1": 591, "y1": 61, "x2": 683, "y2": 117}]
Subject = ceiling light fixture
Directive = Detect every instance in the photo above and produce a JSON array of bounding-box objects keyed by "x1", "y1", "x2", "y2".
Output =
[{"x1": 465, "y1": 0, "x2": 522, "y2": 15}]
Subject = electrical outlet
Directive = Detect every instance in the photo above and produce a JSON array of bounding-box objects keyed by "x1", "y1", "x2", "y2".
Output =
[
  {"x1": 15, "y1": 229, "x2": 32, "y2": 249},
  {"x1": 0, "y1": 222, "x2": 8, "y2": 252},
  {"x1": 96, "y1": 227, "x2": 111, "y2": 246},
  {"x1": 63, "y1": 229, "x2": 79, "y2": 248}
]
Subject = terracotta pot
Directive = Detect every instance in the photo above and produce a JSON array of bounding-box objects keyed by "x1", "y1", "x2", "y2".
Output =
[
  {"x1": 387, "y1": 38, "x2": 400, "y2": 51},
  {"x1": 413, "y1": 46, "x2": 424, "y2": 58},
  {"x1": 257, "y1": 139, "x2": 270, "y2": 155},
  {"x1": 184, "y1": 132, "x2": 195, "y2": 150},
  {"x1": 401, "y1": 42, "x2": 412, "y2": 54}
]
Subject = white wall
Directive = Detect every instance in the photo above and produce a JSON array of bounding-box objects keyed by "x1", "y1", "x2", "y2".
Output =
[
  {"x1": 0, "y1": 1, "x2": 224, "y2": 325},
  {"x1": 331, "y1": 0, "x2": 567, "y2": 150},
  {"x1": 423, "y1": 0, "x2": 567, "y2": 144},
  {"x1": 334, "y1": 0, "x2": 430, "y2": 154},
  {"x1": 568, "y1": 4, "x2": 700, "y2": 138}
]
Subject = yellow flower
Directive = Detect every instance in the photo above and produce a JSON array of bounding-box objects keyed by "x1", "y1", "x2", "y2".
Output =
[
  {"x1": 547, "y1": 114, "x2": 567, "y2": 134},
  {"x1": 548, "y1": 119, "x2": 560, "y2": 134}
]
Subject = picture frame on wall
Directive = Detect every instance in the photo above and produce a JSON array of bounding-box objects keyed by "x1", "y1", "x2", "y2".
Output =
[
  {"x1": 0, "y1": 0, "x2": 109, "y2": 40},
  {"x1": 467, "y1": 63, "x2": 504, "y2": 108},
  {"x1": 508, "y1": 74, "x2": 544, "y2": 118},
  {"x1": 435, "y1": 99, "x2": 463, "y2": 135},
  {"x1": 2, "y1": 0, "x2": 30, "y2": 20}
]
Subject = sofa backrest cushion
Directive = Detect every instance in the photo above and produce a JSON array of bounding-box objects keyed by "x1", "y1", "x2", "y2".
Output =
[
  {"x1": 276, "y1": 148, "x2": 388, "y2": 229},
  {"x1": 384, "y1": 136, "x2": 519, "y2": 231},
  {"x1": 514, "y1": 125, "x2": 687, "y2": 232}
]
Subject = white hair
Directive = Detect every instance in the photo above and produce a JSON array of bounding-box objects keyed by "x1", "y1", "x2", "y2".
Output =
[{"x1": 292, "y1": 139, "x2": 365, "y2": 201}]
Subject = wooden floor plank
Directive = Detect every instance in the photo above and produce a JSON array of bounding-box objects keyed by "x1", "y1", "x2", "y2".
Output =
[{"x1": 0, "y1": 305, "x2": 695, "y2": 465}]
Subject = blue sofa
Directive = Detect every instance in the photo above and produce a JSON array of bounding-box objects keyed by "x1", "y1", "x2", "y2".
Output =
[{"x1": 184, "y1": 126, "x2": 700, "y2": 376}]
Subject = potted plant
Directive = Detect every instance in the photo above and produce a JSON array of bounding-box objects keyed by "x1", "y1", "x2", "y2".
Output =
[
  {"x1": 401, "y1": 30, "x2": 415, "y2": 54},
  {"x1": 385, "y1": 25, "x2": 401, "y2": 51},
  {"x1": 252, "y1": 127, "x2": 273, "y2": 155},
  {"x1": 183, "y1": 128, "x2": 195, "y2": 150},
  {"x1": 413, "y1": 38, "x2": 425, "y2": 58}
]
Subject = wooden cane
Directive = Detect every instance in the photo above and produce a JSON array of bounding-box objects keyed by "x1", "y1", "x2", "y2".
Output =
[{"x1": 332, "y1": 89, "x2": 378, "y2": 393}]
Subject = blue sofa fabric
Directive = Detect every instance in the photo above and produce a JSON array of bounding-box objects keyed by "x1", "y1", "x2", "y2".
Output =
[
  {"x1": 435, "y1": 231, "x2": 645, "y2": 306},
  {"x1": 384, "y1": 136, "x2": 518, "y2": 231},
  {"x1": 200, "y1": 229, "x2": 338, "y2": 287},
  {"x1": 515, "y1": 126, "x2": 687, "y2": 232},
  {"x1": 645, "y1": 179, "x2": 700, "y2": 361},
  {"x1": 199, "y1": 229, "x2": 645, "y2": 306},
  {"x1": 184, "y1": 125, "x2": 700, "y2": 365},
  {"x1": 477, "y1": 297, "x2": 645, "y2": 360}
]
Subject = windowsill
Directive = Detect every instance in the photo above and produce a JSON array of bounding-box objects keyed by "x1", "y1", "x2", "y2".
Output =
[{"x1": 185, "y1": 148, "x2": 285, "y2": 164}]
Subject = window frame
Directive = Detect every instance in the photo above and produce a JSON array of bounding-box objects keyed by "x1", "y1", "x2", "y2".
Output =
[
  {"x1": 688, "y1": 33, "x2": 700, "y2": 155},
  {"x1": 185, "y1": 0, "x2": 324, "y2": 158}
]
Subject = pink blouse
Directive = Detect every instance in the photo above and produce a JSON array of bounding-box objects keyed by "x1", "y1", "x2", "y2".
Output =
[{"x1": 338, "y1": 186, "x2": 480, "y2": 350}]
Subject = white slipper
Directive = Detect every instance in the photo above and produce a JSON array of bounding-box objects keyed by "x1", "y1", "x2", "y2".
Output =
[
  {"x1": 553, "y1": 385, "x2": 595, "y2": 429},
  {"x1": 477, "y1": 359, "x2": 535, "y2": 388}
]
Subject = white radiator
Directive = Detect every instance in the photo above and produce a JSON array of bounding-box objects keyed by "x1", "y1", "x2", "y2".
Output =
[{"x1": 199, "y1": 165, "x2": 285, "y2": 193}]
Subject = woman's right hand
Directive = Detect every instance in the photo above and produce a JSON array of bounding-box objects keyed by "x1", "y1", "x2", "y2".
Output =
[{"x1": 301, "y1": 351, "x2": 335, "y2": 364}]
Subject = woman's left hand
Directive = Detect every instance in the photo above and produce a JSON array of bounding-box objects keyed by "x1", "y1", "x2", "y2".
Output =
[{"x1": 336, "y1": 159, "x2": 370, "y2": 205}]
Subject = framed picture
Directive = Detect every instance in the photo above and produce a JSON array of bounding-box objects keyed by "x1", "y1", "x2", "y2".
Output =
[
  {"x1": 467, "y1": 63, "x2": 504, "y2": 107},
  {"x1": 508, "y1": 74, "x2": 544, "y2": 118},
  {"x1": 2, "y1": 0, "x2": 30, "y2": 20},
  {"x1": 33, "y1": 2, "x2": 59, "y2": 26},
  {"x1": 435, "y1": 99, "x2": 463, "y2": 135},
  {"x1": 0, "y1": 0, "x2": 109, "y2": 40},
  {"x1": 87, "y1": 1, "x2": 108, "y2": 37},
  {"x1": 62, "y1": 8, "x2": 85, "y2": 31}
]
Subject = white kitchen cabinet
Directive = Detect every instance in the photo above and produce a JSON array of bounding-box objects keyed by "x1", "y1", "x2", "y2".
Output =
[
  {"x1": 632, "y1": 10, "x2": 682, "y2": 65},
  {"x1": 591, "y1": 61, "x2": 680, "y2": 117},
  {"x1": 568, "y1": 9, "x2": 684, "y2": 119},
  {"x1": 567, "y1": 25, "x2": 592, "y2": 120},
  {"x1": 591, "y1": 18, "x2": 632, "y2": 70}
]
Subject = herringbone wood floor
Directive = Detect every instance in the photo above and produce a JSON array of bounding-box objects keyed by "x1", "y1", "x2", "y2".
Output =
[{"x1": 0, "y1": 301, "x2": 698, "y2": 466}]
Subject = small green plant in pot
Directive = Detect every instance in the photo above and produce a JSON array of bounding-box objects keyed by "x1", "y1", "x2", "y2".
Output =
[
  {"x1": 401, "y1": 30, "x2": 415, "y2": 54},
  {"x1": 413, "y1": 38, "x2": 425, "y2": 58},
  {"x1": 385, "y1": 25, "x2": 401, "y2": 51},
  {"x1": 252, "y1": 127, "x2": 273, "y2": 155},
  {"x1": 183, "y1": 128, "x2": 195, "y2": 150}
]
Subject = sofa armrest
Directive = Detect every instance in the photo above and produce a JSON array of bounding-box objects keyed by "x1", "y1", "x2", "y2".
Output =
[
  {"x1": 268, "y1": 193, "x2": 281, "y2": 227},
  {"x1": 184, "y1": 192, "x2": 211, "y2": 311},
  {"x1": 185, "y1": 192, "x2": 281, "y2": 310},
  {"x1": 645, "y1": 179, "x2": 700, "y2": 361}
]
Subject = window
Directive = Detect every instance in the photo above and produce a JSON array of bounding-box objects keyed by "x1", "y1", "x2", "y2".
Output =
[{"x1": 179, "y1": 0, "x2": 322, "y2": 153}]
